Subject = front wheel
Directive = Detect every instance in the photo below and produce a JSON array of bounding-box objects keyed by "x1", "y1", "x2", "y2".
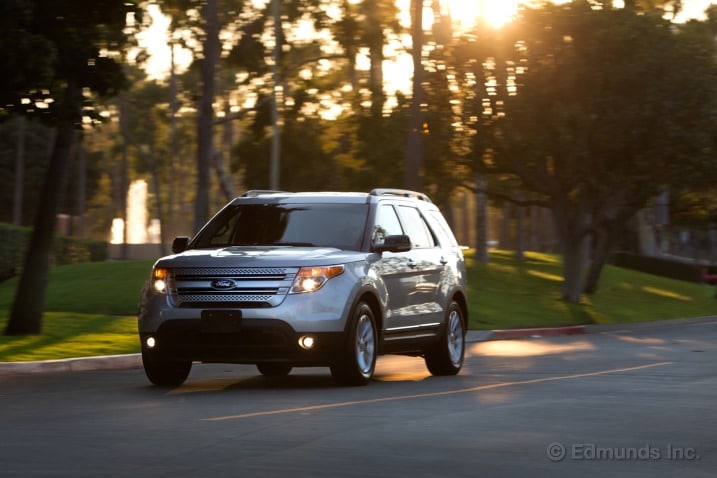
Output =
[
  {"x1": 330, "y1": 301, "x2": 377, "y2": 386},
  {"x1": 425, "y1": 301, "x2": 465, "y2": 376},
  {"x1": 142, "y1": 349, "x2": 192, "y2": 387}
]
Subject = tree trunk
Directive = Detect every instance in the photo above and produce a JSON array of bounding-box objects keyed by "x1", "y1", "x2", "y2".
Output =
[
  {"x1": 168, "y1": 40, "x2": 179, "y2": 239},
  {"x1": 215, "y1": 152, "x2": 236, "y2": 201},
  {"x1": 584, "y1": 239, "x2": 605, "y2": 295},
  {"x1": 529, "y1": 206, "x2": 540, "y2": 251},
  {"x1": 5, "y1": 113, "x2": 77, "y2": 335},
  {"x1": 404, "y1": 0, "x2": 423, "y2": 191},
  {"x1": 500, "y1": 202, "x2": 511, "y2": 249},
  {"x1": 551, "y1": 208, "x2": 587, "y2": 304},
  {"x1": 13, "y1": 116, "x2": 26, "y2": 226},
  {"x1": 147, "y1": 130, "x2": 168, "y2": 257},
  {"x1": 194, "y1": 0, "x2": 219, "y2": 231},
  {"x1": 516, "y1": 200, "x2": 525, "y2": 261},
  {"x1": 75, "y1": 141, "x2": 86, "y2": 237},
  {"x1": 119, "y1": 92, "x2": 130, "y2": 260},
  {"x1": 560, "y1": 237, "x2": 586, "y2": 303},
  {"x1": 584, "y1": 222, "x2": 618, "y2": 294},
  {"x1": 269, "y1": 0, "x2": 281, "y2": 190},
  {"x1": 366, "y1": 0, "x2": 385, "y2": 115},
  {"x1": 474, "y1": 175, "x2": 489, "y2": 263}
]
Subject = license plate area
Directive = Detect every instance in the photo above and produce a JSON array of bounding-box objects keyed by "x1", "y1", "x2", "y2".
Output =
[{"x1": 200, "y1": 310, "x2": 242, "y2": 333}]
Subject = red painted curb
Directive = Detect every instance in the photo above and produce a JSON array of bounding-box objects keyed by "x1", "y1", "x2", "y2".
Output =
[{"x1": 491, "y1": 325, "x2": 585, "y2": 340}]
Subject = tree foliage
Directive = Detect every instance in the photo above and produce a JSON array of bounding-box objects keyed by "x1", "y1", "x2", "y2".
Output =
[
  {"x1": 3, "y1": 0, "x2": 142, "y2": 335},
  {"x1": 5, "y1": 0, "x2": 717, "y2": 334},
  {"x1": 452, "y1": 0, "x2": 717, "y2": 302}
]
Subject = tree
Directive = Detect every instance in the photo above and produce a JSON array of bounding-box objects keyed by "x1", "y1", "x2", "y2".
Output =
[
  {"x1": 3, "y1": 0, "x2": 142, "y2": 335},
  {"x1": 404, "y1": 0, "x2": 424, "y2": 191},
  {"x1": 453, "y1": 1, "x2": 717, "y2": 303},
  {"x1": 194, "y1": 0, "x2": 220, "y2": 230}
]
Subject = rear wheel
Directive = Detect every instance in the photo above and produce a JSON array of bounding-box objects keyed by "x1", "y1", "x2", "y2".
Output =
[
  {"x1": 142, "y1": 349, "x2": 192, "y2": 387},
  {"x1": 256, "y1": 363, "x2": 293, "y2": 377},
  {"x1": 425, "y1": 301, "x2": 465, "y2": 376},
  {"x1": 330, "y1": 301, "x2": 377, "y2": 386}
]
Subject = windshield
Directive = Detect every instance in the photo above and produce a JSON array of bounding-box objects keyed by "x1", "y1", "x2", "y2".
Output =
[{"x1": 192, "y1": 203, "x2": 369, "y2": 251}]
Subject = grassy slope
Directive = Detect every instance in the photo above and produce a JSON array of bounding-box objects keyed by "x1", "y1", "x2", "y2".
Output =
[
  {"x1": 1, "y1": 252, "x2": 715, "y2": 362},
  {"x1": 468, "y1": 250, "x2": 715, "y2": 329}
]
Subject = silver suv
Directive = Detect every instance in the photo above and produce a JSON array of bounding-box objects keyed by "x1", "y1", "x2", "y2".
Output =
[{"x1": 138, "y1": 189, "x2": 468, "y2": 386}]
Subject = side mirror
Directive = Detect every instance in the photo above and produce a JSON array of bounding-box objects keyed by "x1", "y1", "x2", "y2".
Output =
[
  {"x1": 374, "y1": 234, "x2": 412, "y2": 253},
  {"x1": 172, "y1": 236, "x2": 191, "y2": 254}
]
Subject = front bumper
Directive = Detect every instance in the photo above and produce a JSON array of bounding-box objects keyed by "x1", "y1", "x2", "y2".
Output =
[{"x1": 139, "y1": 318, "x2": 345, "y2": 366}]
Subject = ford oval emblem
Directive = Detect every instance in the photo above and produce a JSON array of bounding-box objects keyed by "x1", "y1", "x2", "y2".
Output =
[{"x1": 211, "y1": 279, "x2": 236, "y2": 290}]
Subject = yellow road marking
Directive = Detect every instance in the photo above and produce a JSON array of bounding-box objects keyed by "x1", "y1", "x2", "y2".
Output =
[{"x1": 203, "y1": 361, "x2": 673, "y2": 422}]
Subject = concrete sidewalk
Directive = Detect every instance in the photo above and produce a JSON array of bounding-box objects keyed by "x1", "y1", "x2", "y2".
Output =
[{"x1": 1, "y1": 317, "x2": 713, "y2": 376}]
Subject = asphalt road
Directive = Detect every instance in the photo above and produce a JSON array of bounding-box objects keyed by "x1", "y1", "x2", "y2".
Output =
[{"x1": 1, "y1": 319, "x2": 715, "y2": 478}]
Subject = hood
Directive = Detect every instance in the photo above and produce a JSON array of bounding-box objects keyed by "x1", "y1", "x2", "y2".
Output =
[{"x1": 156, "y1": 246, "x2": 366, "y2": 268}]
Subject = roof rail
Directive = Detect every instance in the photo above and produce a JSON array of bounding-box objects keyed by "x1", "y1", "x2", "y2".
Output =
[
  {"x1": 241, "y1": 190, "x2": 290, "y2": 197},
  {"x1": 369, "y1": 188, "x2": 432, "y2": 203}
]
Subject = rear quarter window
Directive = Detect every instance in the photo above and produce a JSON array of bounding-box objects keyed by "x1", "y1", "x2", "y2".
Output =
[
  {"x1": 397, "y1": 205, "x2": 436, "y2": 249},
  {"x1": 427, "y1": 210, "x2": 459, "y2": 248}
]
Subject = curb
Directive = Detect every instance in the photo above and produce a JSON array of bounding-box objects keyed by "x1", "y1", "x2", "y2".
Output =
[
  {"x1": 489, "y1": 325, "x2": 585, "y2": 340},
  {"x1": 0, "y1": 354, "x2": 141, "y2": 376},
  {"x1": 2, "y1": 317, "x2": 715, "y2": 377}
]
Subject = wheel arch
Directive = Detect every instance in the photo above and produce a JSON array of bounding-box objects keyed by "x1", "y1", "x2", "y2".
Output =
[
  {"x1": 451, "y1": 289, "x2": 469, "y2": 331},
  {"x1": 357, "y1": 290, "x2": 383, "y2": 337}
]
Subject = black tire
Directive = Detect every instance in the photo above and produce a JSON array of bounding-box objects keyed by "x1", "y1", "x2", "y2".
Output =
[
  {"x1": 142, "y1": 349, "x2": 192, "y2": 387},
  {"x1": 256, "y1": 363, "x2": 293, "y2": 377},
  {"x1": 425, "y1": 301, "x2": 465, "y2": 376},
  {"x1": 330, "y1": 301, "x2": 377, "y2": 386}
]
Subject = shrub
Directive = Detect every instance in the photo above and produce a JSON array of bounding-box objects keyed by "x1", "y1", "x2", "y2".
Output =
[
  {"x1": 610, "y1": 251, "x2": 703, "y2": 283},
  {"x1": 0, "y1": 223, "x2": 108, "y2": 282}
]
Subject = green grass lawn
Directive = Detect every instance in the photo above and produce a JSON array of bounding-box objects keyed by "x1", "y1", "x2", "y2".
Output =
[
  {"x1": 469, "y1": 250, "x2": 715, "y2": 329},
  {"x1": 0, "y1": 251, "x2": 715, "y2": 362},
  {"x1": 0, "y1": 260, "x2": 153, "y2": 362}
]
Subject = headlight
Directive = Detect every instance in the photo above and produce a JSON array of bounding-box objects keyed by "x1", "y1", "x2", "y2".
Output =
[
  {"x1": 290, "y1": 265, "x2": 344, "y2": 294},
  {"x1": 151, "y1": 267, "x2": 170, "y2": 294}
]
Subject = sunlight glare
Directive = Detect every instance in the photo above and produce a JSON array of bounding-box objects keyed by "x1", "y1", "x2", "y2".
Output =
[
  {"x1": 447, "y1": 0, "x2": 519, "y2": 29},
  {"x1": 470, "y1": 340, "x2": 596, "y2": 357},
  {"x1": 641, "y1": 286, "x2": 692, "y2": 302}
]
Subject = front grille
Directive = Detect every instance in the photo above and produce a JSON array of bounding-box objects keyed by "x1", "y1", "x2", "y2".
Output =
[
  {"x1": 174, "y1": 267, "x2": 289, "y2": 278},
  {"x1": 168, "y1": 267, "x2": 298, "y2": 308},
  {"x1": 179, "y1": 294, "x2": 274, "y2": 303}
]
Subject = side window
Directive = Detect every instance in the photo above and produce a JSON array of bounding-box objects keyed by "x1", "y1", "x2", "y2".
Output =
[
  {"x1": 428, "y1": 211, "x2": 459, "y2": 248},
  {"x1": 398, "y1": 206, "x2": 435, "y2": 248},
  {"x1": 372, "y1": 204, "x2": 403, "y2": 246}
]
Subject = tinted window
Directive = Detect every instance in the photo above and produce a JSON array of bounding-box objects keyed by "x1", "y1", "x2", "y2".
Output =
[
  {"x1": 193, "y1": 203, "x2": 369, "y2": 250},
  {"x1": 372, "y1": 204, "x2": 403, "y2": 247},
  {"x1": 398, "y1": 206, "x2": 435, "y2": 248}
]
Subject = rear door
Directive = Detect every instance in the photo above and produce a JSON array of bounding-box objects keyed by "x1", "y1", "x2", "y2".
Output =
[
  {"x1": 371, "y1": 203, "x2": 418, "y2": 332},
  {"x1": 395, "y1": 204, "x2": 444, "y2": 329}
]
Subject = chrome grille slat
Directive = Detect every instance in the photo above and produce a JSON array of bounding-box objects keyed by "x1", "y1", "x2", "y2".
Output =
[
  {"x1": 174, "y1": 268, "x2": 290, "y2": 277},
  {"x1": 169, "y1": 267, "x2": 298, "y2": 308},
  {"x1": 179, "y1": 294, "x2": 274, "y2": 302}
]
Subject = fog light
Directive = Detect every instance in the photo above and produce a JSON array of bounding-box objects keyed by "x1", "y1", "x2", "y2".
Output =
[
  {"x1": 298, "y1": 335, "x2": 316, "y2": 350},
  {"x1": 146, "y1": 336, "x2": 157, "y2": 349}
]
